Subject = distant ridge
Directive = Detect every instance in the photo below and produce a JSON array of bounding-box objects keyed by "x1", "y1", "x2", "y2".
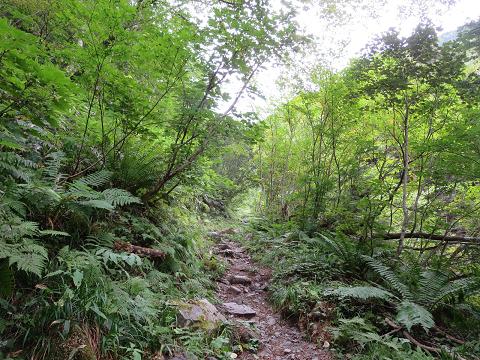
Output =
[{"x1": 439, "y1": 29, "x2": 458, "y2": 44}]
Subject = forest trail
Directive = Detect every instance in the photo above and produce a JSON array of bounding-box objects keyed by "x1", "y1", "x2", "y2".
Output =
[{"x1": 213, "y1": 230, "x2": 331, "y2": 360}]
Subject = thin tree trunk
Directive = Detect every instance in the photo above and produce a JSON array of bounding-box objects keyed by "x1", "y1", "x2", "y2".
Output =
[{"x1": 397, "y1": 95, "x2": 409, "y2": 257}]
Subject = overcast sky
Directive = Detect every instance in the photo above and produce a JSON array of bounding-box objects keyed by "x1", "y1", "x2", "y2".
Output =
[{"x1": 224, "y1": 0, "x2": 480, "y2": 117}]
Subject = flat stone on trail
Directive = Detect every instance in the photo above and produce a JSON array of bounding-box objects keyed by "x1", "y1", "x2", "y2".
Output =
[
  {"x1": 228, "y1": 274, "x2": 252, "y2": 285},
  {"x1": 222, "y1": 302, "x2": 256, "y2": 317},
  {"x1": 229, "y1": 285, "x2": 242, "y2": 294}
]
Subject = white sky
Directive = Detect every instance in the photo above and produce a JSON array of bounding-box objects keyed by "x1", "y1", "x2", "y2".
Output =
[{"x1": 225, "y1": 0, "x2": 480, "y2": 118}]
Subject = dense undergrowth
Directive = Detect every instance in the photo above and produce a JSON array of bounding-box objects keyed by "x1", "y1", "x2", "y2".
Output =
[
  {"x1": 240, "y1": 219, "x2": 480, "y2": 359},
  {"x1": 2, "y1": 0, "x2": 480, "y2": 359},
  {"x1": 0, "y1": 0, "x2": 293, "y2": 358},
  {"x1": 246, "y1": 15, "x2": 480, "y2": 360},
  {"x1": 0, "y1": 172, "x2": 238, "y2": 359}
]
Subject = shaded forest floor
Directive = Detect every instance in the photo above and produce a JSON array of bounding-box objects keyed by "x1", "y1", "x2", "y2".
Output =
[{"x1": 212, "y1": 229, "x2": 331, "y2": 360}]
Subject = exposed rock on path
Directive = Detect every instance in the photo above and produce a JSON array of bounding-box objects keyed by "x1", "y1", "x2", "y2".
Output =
[
  {"x1": 222, "y1": 302, "x2": 256, "y2": 317},
  {"x1": 214, "y1": 235, "x2": 331, "y2": 360},
  {"x1": 176, "y1": 299, "x2": 226, "y2": 331}
]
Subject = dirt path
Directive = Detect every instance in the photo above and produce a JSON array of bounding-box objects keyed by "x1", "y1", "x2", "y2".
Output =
[{"x1": 213, "y1": 233, "x2": 331, "y2": 360}]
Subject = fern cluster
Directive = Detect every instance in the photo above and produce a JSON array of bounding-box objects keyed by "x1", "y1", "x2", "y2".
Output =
[
  {"x1": 325, "y1": 254, "x2": 480, "y2": 334},
  {"x1": 0, "y1": 159, "x2": 141, "y2": 284}
]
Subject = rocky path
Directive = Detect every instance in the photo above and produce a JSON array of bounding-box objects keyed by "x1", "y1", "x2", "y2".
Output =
[{"x1": 212, "y1": 231, "x2": 331, "y2": 360}]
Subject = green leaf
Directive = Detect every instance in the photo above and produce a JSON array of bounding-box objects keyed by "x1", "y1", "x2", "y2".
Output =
[
  {"x1": 396, "y1": 301, "x2": 434, "y2": 332},
  {"x1": 72, "y1": 269, "x2": 83, "y2": 288},
  {"x1": 63, "y1": 319, "x2": 71, "y2": 336},
  {"x1": 102, "y1": 188, "x2": 141, "y2": 207},
  {"x1": 45, "y1": 269, "x2": 65, "y2": 278},
  {"x1": 79, "y1": 199, "x2": 114, "y2": 210},
  {"x1": 39, "y1": 230, "x2": 70, "y2": 237},
  {"x1": 90, "y1": 304, "x2": 108, "y2": 320},
  {"x1": 78, "y1": 170, "x2": 112, "y2": 187},
  {"x1": 325, "y1": 286, "x2": 394, "y2": 301},
  {"x1": 361, "y1": 256, "x2": 412, "y2": 300},
  {"x1": 0, "y1": 138, "x2": 23, "y2": 150}
]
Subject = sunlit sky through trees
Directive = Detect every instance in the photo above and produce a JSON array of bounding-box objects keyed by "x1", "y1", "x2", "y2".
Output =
[{"x1": 221, "y1": 0, "x2": 480, "y2": 117}]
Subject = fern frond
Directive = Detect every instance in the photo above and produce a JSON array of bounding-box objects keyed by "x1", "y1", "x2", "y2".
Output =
[
  {"x1": 87, "y1": 232, "x2": 115, "y2": 247},
  {"x1": 361, "y1": 255, "x2": 412, "y2": 301},
  {"x1": 43, "y1": 151, "x2": 66, "y2": 183},
  {"x1": 78, "y1": 199, "x2": 114, "y2": 210},
  {"x1": 0, "y1": 156, "x2": 29, "y2": 182},
  {"x1": 325, "y1": 286, "x2": 395, "y2": 301},
  {"x1": 17, "y1": 221, "x2": 39, "y2": 238},
  {"x1": 78, "y1": 170, "x2": 112, "y2": 188},
  {"x1": 0, "y1": 134, "x2": 24, "y2": 150},
  {"x1": 0, "y1": 152, "x2": 36, "y2": 182},
  {"x1": 68, "y1": 181, "x2": 99, "y2": 198},
  {"x1": 0, "y1": 241, "x2": 12, "y2": 259},
  {"x1": 102, "y1": 188, "x2": 141, "y2": 207},
  {"x1": 2, "y1": 240, "x2": 48, "y2": 277},
  {"x1": 432, "y1": 278, "x2": 475, "y2": 307},
  {"x1": 0, "y1": 195, "x2": 26, "y2": 217},
  {"x1": 0, "y1": 152, "x2": 36, "y2": 168},
  {"x1": 3, "y1": 220, "x2": 39, "y2": 240},
  {"x1": 318, "y1": 233, "x2": 348, "y2": 259},
  {"x1": 395, "y1": 301, "x2": 434, "y2": 332},
  {"x1": 417, "y1": 270, "x2": 448, "y2": 307},
  {"x1": 417, "y1": 271, "x2": 475, "y2": 309},
  {"x1": 9, "y1": 252, "x2": 45, "y2": 277},
  {"x1": 39, "y1": 230, "x2": 70, "y2": 237}
]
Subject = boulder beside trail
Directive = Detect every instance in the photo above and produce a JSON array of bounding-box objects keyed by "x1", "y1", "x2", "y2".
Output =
[{"x1": 176, "y1": 299, "x2": 226, "y2": 331}]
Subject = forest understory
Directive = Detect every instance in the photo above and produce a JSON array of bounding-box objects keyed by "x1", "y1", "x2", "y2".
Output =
[{"x1": 1, "y1": 0, "x2": 480, "y2": 359}]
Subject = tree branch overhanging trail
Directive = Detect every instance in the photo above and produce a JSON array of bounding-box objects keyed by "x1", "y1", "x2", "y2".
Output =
[{"x1": 141, "y1": 60, "x2": 264, "y2": 202}]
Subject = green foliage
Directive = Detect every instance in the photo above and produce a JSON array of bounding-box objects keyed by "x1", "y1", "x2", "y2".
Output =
[
  {"x1": 0, "y1": 0, "x2": 303, "y2": 356},
  {"x1": 243, "y1": 11, "x2": 480, "y2": 360},
  {"x1": 417, "y1": 270, "x2": 477, "y2": 310},
  {"x1": 331, "y1": 317, "x2": 400, "y2": 350},
  {"x1": 0, "y1": 216, "x2": 48, "y2": 277},
  {"x1": 2, "y1": 0, "x2": 480, "y2": 358},
  {"x1": 361, "y1": 255, "x2": 412, "y2": 300},
  {"x1": 243, "y1": 222, "x2": 480, "y2": 358},
  {"x1": 351, "y1": 343, "x2": 435, "y2": 360},
  {"x1": 325, "y1": 286, "x2": 394, "y2": 301},
  {"x1": 396, "y1": 301, "x2": 435, "y2": 332}
]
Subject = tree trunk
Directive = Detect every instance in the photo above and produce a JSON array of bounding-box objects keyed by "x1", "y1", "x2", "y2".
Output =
[{"x1": 397, "y1": 96, "x2": 409, "y2": 257}]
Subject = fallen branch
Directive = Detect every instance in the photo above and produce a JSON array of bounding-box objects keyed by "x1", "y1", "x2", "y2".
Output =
[
  {"x1": 114, "y1": 241, "x2": 166, "y2": 259},
  {"x1": 382, "y1": 232, "x2": 480, "y2": 244},
  {"x1": 434, "y1": 326, "x2": 465, "y2": 345},
  {"x1": 402, "y1": 330, "x2": 440, "y2": 353},
  {"x1": 385, "y1": 318, "x2": 439, "y2": 353},
  {"x1": 385, "y1": 318, "x2": 467, "y2": 360},
  {"x1": 384, "y1": 317, "x2": 401, "y2": 330}
]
